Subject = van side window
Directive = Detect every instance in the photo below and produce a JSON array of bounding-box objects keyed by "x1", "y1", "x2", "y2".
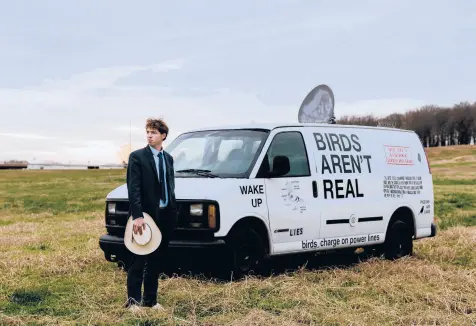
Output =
[{"x1": 261, "y1": 131, "x2": 310, "y2": 177}]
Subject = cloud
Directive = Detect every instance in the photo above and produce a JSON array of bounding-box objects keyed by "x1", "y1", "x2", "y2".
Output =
[
  {"x1": 336, "y1": 98, "x2": 427, "y2": 118},
  {"x1": 111, "y1": 125, "x2": 145, "y2": 135},
  {"x1": 0, "y1": 59, "x2": 186, "y2": 113},
  {"x1": 0, "y1": 55, "x2": 429, "y2": 164},
  {"x1": 0, "y1": 59, "x2": 187, "y2": 164},
  {"x1": 60, "y1": 140, "x2": 121, "y2": 164},
  {"x1": 40, "y1": 59, "x2": 186, "y2": 92},
  {"x1": 0, "y1": 61, "x2": 427, "y2": 164},
  {"x1": 0, "y1": 133, "x2": 56, "y2": 140}
]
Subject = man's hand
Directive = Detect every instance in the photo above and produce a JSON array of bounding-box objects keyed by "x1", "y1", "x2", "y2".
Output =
[{"x1": 133, "y1": 217, "x2": 146, "y2": 235}]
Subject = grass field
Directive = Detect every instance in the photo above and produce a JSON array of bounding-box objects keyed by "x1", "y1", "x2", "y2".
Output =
[{"x1": 1, "y1": 145, "x2": 475, "y2": 325}]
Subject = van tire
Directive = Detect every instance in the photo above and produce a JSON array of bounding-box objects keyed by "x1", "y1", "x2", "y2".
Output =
[
  {"x1": 384, "y1": 220, "x2": 413, "y2": 260},
  {"x1": 229, "y1": 227, "x2": 265, "y2": 279}
]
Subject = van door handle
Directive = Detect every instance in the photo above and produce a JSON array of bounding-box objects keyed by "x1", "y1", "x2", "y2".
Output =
[{"x1": 312, "y1": 180, "x2": 318, "y2": 198}]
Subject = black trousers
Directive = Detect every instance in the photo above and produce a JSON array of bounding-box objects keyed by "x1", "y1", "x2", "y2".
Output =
[{"x1": 126, "y1": 207, "x2": 175, "y2": 307}]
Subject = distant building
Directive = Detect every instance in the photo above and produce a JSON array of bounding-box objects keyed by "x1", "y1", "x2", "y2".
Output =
[
  {"x1": 0, "y1": 159, "x2": 124, "y2": 170},
  {"x1": 27, "y1": 164, "x2": 88, "y2": 170},
  {"x1": 26, "y1": 163, "x2": 125, "y2": 170}
]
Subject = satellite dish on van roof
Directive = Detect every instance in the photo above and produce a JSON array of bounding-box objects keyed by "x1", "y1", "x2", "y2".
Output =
[{"x1": 298, "y1": 84, "x2": 335, "y2": 124}]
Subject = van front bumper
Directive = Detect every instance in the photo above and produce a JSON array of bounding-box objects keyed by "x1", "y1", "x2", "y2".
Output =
[{"x1": 99, "y1": 234, "x2": 227, "y2": 261}]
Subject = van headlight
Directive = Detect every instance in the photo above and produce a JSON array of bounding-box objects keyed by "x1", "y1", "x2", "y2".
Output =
[
  {"x1": 190, "y1": 204, "x2": 203, "y2": 216},
  {"x1": 184, "y1": 202, "x2": 219, "y2": 230},
  {"x1": 108, "y1": 203, "x2": 116, "y2": 214}
]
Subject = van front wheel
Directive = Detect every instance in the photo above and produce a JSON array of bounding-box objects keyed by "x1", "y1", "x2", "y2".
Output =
[
  {"x1": 229, "y1": 228, "x2": 265, "y2": 279},
  {"x1": 384, "y1": 220, "x2": 413, "y2": 260}
]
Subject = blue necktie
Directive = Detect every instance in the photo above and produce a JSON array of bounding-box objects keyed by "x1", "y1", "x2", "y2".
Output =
[{"x1": 157, "y1": 152, "x2": 166, "y2": 202}]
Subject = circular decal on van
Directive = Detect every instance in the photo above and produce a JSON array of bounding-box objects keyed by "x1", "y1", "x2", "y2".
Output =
[{"x1": 349, "y1": 214, "x2": 357, "y2": 227}]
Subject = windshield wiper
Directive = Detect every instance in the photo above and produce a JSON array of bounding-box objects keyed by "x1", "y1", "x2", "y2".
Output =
[{"x1": 175, "y1": 169, "x2": 219, "y2": 178}]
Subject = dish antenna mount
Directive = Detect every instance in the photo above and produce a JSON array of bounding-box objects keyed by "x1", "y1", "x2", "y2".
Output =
[{"x1": 298, "y1": 84, "x2": 335, "y2": 124}]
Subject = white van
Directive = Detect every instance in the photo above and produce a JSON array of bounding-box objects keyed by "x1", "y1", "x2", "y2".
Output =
[{"x1": 99, "y1": 122, "x2": 436, "y2": 276}]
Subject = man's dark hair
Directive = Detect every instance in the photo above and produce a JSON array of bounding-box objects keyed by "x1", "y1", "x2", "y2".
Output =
[{"x1": 146, "y1": 118, "x2": 169, "y2": 140}]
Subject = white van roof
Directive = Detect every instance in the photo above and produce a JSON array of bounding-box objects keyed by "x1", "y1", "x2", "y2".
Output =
[{"x1": 186, "y1": 122, "x2": 414, "y2": 133}]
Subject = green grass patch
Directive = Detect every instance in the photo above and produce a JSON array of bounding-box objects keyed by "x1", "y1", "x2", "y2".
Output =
[
  {"x1": 442, "y1": 193, "x2": 475, "y2": 210},
  {"x1": 25, "y1": 243, "x2": 51, "y2": 252},
  {"x1": 433, "y1": 178, "x2": 476, "y2": 186},
  {"x1": 431, "y1": 161, "x2": 476, "y2": 168},
  {"x1": 0, "y1": 170, "x2": 124, "y2": 218},
  {"x1": 434, "y1": 191, "x2": 476, "y2": 230},
  {"x1": 1, "y1": 287, "x2": 80, "y2": 317},
  {"x1": 436, "y1": 192, "x2": 476, "y2": 210},
  {"x1": 9, "y1": 288, "x2": 50, "y2": 306},
  {"x1": 242, "y1": 286, "x2": 301, "y2": 314},
  {"x1": 325, "y1": 288, "x2": 348, "y2": 302},
  {"x1": 438, "y1": 213, "x2": 476, "y2": 230}
]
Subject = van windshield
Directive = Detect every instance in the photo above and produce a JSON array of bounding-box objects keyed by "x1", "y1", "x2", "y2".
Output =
[{"x1": 166, "y1": 129, "x2": 270, "y2": 178}]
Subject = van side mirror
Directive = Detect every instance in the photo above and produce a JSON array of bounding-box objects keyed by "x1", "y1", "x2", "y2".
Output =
[{"x1": 268, "y1": 155, "x2": 290, "y2": 177}]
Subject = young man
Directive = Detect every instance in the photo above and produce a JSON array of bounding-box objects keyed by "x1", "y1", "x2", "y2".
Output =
[{"x1": 124, "y1": 118, "x2": 177, "y2": 310}]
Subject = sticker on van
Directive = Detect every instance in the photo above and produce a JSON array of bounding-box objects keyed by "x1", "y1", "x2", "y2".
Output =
[
  {"x1": 281, "y1": 180, "x2": 307, "y2": 213},
  {"x1": 419, "y1": 199, "x2": 431, "y2": 214},
  {"x1": 384, "y1": 145, "x2": 414, "y2": 165},
  {"x1": 383, "y1": 175, "x2": 424, "y2": 198}
]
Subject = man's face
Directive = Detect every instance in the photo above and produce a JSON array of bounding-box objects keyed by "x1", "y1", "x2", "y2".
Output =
[{"x1": 147, "y1": 128, "x2": 166, "y2": 148}]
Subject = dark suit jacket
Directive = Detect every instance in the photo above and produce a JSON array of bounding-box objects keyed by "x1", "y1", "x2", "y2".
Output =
[{"x1": 126, "y1": 145, "x2": 177, "y2": 231}]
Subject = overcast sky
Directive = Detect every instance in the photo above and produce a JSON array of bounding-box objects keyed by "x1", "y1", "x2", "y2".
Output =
[{"x1": 1, "y1": 1, "x2": 475, "y2": 164}]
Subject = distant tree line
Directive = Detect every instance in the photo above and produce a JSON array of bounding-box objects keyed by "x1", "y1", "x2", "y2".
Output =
[{"x1": 337, "y1": 101, "x2": 476, "y2": 147}]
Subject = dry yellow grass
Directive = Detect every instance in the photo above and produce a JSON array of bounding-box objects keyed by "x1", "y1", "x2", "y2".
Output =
[{"x1": 0, "y1": 145, "x2": 475, "y2": 325}]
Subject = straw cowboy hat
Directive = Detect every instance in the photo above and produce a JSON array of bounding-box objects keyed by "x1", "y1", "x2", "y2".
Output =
[{"x1": 124, "y1": 212, "x2": 162, "y2": 255}]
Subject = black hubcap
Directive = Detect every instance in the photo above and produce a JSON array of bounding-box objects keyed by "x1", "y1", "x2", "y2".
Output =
[
  {"x1": 236, "y1": 244, "x2": 256, "y2": 271},
  {"x1": 396, "y1": 242, "x2": 405, "y2": 257},
  {"x1": 393, "y1": 234, "x2": 408, "y2": 257}
]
